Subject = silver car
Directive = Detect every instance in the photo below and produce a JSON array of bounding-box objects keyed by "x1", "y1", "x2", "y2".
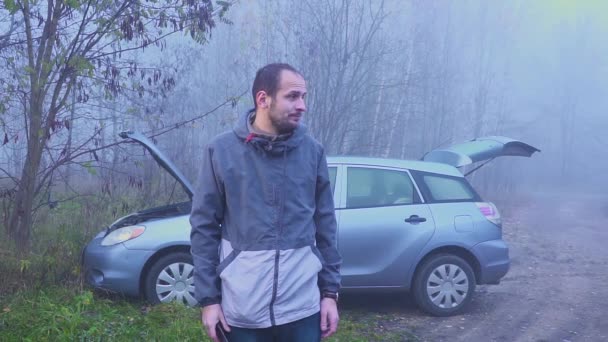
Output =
[{"x1": 82, "y1": 132, "x2": 538, "y2": 316}]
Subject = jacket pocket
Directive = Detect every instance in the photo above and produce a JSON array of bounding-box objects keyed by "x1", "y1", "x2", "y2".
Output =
[
  {"x1": 272, "y1": 245, "x2": 323, "y2": 324},
  {"x1": 220, "y1": 250, "x2": 276, "y2": 327}
]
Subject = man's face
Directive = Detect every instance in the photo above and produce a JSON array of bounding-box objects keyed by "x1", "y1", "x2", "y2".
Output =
[{"x1": 267, "y1": 70, "x2": 307, "y2": 134}]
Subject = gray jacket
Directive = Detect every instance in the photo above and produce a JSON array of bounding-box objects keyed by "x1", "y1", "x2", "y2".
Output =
[{"x1": 190, "y1": 109, "x2": 342, "y2": 328}]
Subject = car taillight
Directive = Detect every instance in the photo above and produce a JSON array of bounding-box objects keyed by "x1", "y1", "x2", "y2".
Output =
[{"x1": 476, "y1": 202, "x2": 501, "y2": 226}]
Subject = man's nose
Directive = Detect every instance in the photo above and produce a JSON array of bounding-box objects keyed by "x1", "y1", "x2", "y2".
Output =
[{"x1": 296, "y1": 98, "x2": 306, "y2": 112}]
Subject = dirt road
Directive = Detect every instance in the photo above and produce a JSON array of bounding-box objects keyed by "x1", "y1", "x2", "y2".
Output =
[{"x1": 339, "y1": 192, "x2": 608, "y2": 341}]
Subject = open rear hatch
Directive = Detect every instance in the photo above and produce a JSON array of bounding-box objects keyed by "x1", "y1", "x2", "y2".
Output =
[{"x1": 422, "y1": 136, "x2": 540, "y2": 174}]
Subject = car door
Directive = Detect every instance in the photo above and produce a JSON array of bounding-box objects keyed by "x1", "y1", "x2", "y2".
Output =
[
  {"x1": 338, "y1": 165, "x2": 436, "y2": 288},
  {"x1": 326, "y1": 163, "x2": 343, "y2": 239},
  {"x1": 327, "y1": 164, "x2": 342, "y2": 208}
]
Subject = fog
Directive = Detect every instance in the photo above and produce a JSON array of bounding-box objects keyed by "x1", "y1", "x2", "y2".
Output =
[
  {"x1": 2, "y1": 0, "x2": 607, "y2": 204},
  {"x1": 148, "y1": 0, "x2": 608, "y2": 196}
]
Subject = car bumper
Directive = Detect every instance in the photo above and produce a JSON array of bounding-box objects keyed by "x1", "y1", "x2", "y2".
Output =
[
  {"x1": 472, "y1": 239, "x2": 510, "y2": 284},
  {"x1": 82, "y1": 234, "x2": 153, "y2": 297}
]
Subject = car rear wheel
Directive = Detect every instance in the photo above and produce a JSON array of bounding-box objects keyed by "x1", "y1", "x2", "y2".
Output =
[
  {"x1": 144, "y1": 252, "x2": 197, "y2": 306},
  {"x1": 412, "y1": 254, "x2": 475, "y2": 316}
]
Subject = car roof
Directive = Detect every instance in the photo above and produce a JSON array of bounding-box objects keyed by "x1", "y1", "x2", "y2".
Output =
[{"x1": 327, "y1": 156, "x2": 463, "y2": 177}]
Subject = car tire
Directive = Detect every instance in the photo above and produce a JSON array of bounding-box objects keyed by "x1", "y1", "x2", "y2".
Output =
[
  {"x1": 412, "y1": 254, "x2": 476, "y2": 316},
  {"x1": 144, "y1": 252, "x2": 197, "y2": 306}
]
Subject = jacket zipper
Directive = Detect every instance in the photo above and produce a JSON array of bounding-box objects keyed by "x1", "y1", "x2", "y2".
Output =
[{"x1": 268, "y1": 150, "x2": 288, "y2": 326}]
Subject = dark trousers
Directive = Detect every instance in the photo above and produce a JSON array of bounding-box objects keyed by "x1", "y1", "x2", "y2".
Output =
[{"x1": 227, "y1": 312, "x2": 321, "y2": 342}]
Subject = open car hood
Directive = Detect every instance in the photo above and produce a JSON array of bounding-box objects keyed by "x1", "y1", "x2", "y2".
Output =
[
  {"x1": 422, "y1": 136, "x2": 540, "y2": 168},
  {"x1": 119, "y1": 131, "x2": 193, "y2": 199}
]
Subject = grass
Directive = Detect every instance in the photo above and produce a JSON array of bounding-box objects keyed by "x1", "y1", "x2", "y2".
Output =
[
  {"x1": 0, "y1": 287, "x2": 414, "y2": 341},
  {"x1": 0, "y1": 288, "x2": 203, "y2": 341}
]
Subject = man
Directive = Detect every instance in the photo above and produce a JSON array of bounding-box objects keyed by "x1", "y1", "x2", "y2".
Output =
[{"x1": 190, "y1": 63, "x2": 342, "y2": 342}]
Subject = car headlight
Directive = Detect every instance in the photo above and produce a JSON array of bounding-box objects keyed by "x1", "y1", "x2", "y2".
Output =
[{"x1": 101, "y1": 225, "x2": 146, "y2": 246}]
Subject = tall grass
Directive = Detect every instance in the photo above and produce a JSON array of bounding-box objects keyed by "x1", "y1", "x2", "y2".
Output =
[
  {"x1": 0, "y1": 287, "x2": 410, "y2": 342},
  {"x1": 0, "y1": 192, "x2": 142, "y2": 298},
  {"x1": 0, "y1": 287, "x2": 206, "y2": 341}
]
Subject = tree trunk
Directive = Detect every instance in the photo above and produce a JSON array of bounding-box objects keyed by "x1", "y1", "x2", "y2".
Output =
[
  {"x1": 370, "y1": 75, "x2": 385, "y2": 155},
  {"x1": 384, "y1": 96, "x2": 404, "y2": 158},
  {"x1": 110, "y1": 105, "x2": 119, "y2": 195},
  {"x1": 8, "y1": 97, "x2": 44, "y2": 251},
  {"x1": 386, "y1": 40, "x2": 414, "y2": 158},
  {"x1": 64, "y1": 90, "x2": 75, "y2": 192},
  {"x1": 8, "y1": 0, "x2": 62, "y2": 251}
]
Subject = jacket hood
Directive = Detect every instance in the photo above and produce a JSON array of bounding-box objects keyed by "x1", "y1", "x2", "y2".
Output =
[{"x1": 233, "y1": 109, "x2": 307, "y2": 156}]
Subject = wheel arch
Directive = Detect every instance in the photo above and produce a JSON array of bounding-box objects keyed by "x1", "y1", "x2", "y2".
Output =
[
  {"x1": 409, "y1": 245, "x2": 481, "y2": 289},
  {"x1": 138, "y1": 244, "x2": 192, "y2": 297}
]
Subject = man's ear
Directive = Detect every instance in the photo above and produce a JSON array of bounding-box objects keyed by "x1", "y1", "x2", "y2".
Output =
[{"x1": 256, "y1": 91, "x2": 270, "y2": 109}]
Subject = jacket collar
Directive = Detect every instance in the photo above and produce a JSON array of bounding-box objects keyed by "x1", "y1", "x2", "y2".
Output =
[{"x1": 233, "y1": 109, "x2": 306, "y2": 155}]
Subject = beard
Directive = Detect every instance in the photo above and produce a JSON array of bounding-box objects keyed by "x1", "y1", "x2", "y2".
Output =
[{"x1": 268, "y1": 107, "x2": 298, "y2": 134}]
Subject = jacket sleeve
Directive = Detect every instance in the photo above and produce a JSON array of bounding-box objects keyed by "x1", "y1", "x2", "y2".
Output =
[
  {"x1": 314, "y1": 147, "x2": 342, "y2": 293},
  {"x1": 190, "y1": 144, "x2": 225, "y2": 307}
]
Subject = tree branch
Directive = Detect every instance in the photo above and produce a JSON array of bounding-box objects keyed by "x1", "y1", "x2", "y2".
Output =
[
  {"x1": 20, "y1": 0, "x2": 37, "y2": 89},
  {"x1": 145, "y1": 90, "x2": 247, "y2": 138},
  {"x1": 0, "y1": 167, "x2": 20, "y2": 186}
]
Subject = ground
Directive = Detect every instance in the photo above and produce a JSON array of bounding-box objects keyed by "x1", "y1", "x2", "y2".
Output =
[{"x1": 339, "y1": 192, "x2": 608, "y2": 342}]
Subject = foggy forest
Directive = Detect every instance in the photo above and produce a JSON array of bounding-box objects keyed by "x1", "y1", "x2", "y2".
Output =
[
  {"x1": 2, "y1": 0, "x2": 605, "y2": 250},
  {"x1": 1, "y1": 1, "x2": 607, "y2": 340}
]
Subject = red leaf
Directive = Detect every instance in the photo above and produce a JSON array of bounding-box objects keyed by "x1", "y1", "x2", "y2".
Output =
[
  {"x1": 2, "y1": 133, "x2": 8, "y2": 145},
  {"x1": 64, "y1": 120, "x2": 70, "y2": 130}
]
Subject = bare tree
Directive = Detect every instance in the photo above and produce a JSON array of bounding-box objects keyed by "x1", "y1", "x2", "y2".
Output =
[{"x1": 0, "y1": 0, "x2": 234, "y2": 251}]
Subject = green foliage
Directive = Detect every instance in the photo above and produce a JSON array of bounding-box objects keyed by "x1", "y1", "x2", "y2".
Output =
[
  {"x1": 3, "y1": 0, "x2": 18, "y2": 14},
  {"x1": 64, "y1": 0, "x2": 80, "y2": 9},
  {"x1": 0, "y1": 194, "x2": 137, "y2": 296},
  {"x1": 1, "y1": 0, "x2": 236, "y2": 254},
  {"x1": 23, "y1": 65, "x2": 35, "y2": 76},
  {"x1": 0, "y1": 287, "x2": 207, "y2": 341},
  {"x1": 0, "y1": 223, "x2": 85, "y2": 294},
  {"x1": 68, "y1": 55, "x2": 95, "y2": 75},
  {"x1": 82, "y1": 161, "x2": 97, "y2": 176},
  {"x1": 0, "y1": 287, "x2": 412, "y2": 341}
]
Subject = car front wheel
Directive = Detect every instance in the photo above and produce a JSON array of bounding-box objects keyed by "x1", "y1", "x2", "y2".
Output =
[
  {"x1": 412, "y1": 254, "x2": 476, "y2": 316},
  {"x1": 144, "y1": 252, "x2": 197, "y2": 306}
]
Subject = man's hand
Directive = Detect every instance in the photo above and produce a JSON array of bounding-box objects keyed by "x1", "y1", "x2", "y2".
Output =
[
  {"x1": 201, "y1": 304, "x2": 231, "y2": 342},
  {"x1": 320, "y1": 297, "x2": 339, "y2": 338}
]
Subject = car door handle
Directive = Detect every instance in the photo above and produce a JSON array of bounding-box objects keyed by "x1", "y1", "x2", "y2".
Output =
[{"x1": 404, "y1": 215, "x2": 427, "y2": 223}]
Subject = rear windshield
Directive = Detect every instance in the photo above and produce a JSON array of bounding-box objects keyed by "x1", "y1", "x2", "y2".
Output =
[{"x1": 411, "y1": 171, "x2": 481, "y2": 203}]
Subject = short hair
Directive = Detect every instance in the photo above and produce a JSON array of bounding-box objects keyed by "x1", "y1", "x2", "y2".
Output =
[{"x1": 252, "y1": 63, "x2": 302, "y2": 109}]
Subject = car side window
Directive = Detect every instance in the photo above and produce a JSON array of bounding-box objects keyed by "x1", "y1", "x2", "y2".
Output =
[
  {"x1": 422, "y1": 174, "x2": 476, "y2": 201},
  {"x1": 328, "y1": 167, "x2": 337, "y2": 194},
  {"x1": 346, "y1": 167, "x2": 417, "y2": 208}
]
